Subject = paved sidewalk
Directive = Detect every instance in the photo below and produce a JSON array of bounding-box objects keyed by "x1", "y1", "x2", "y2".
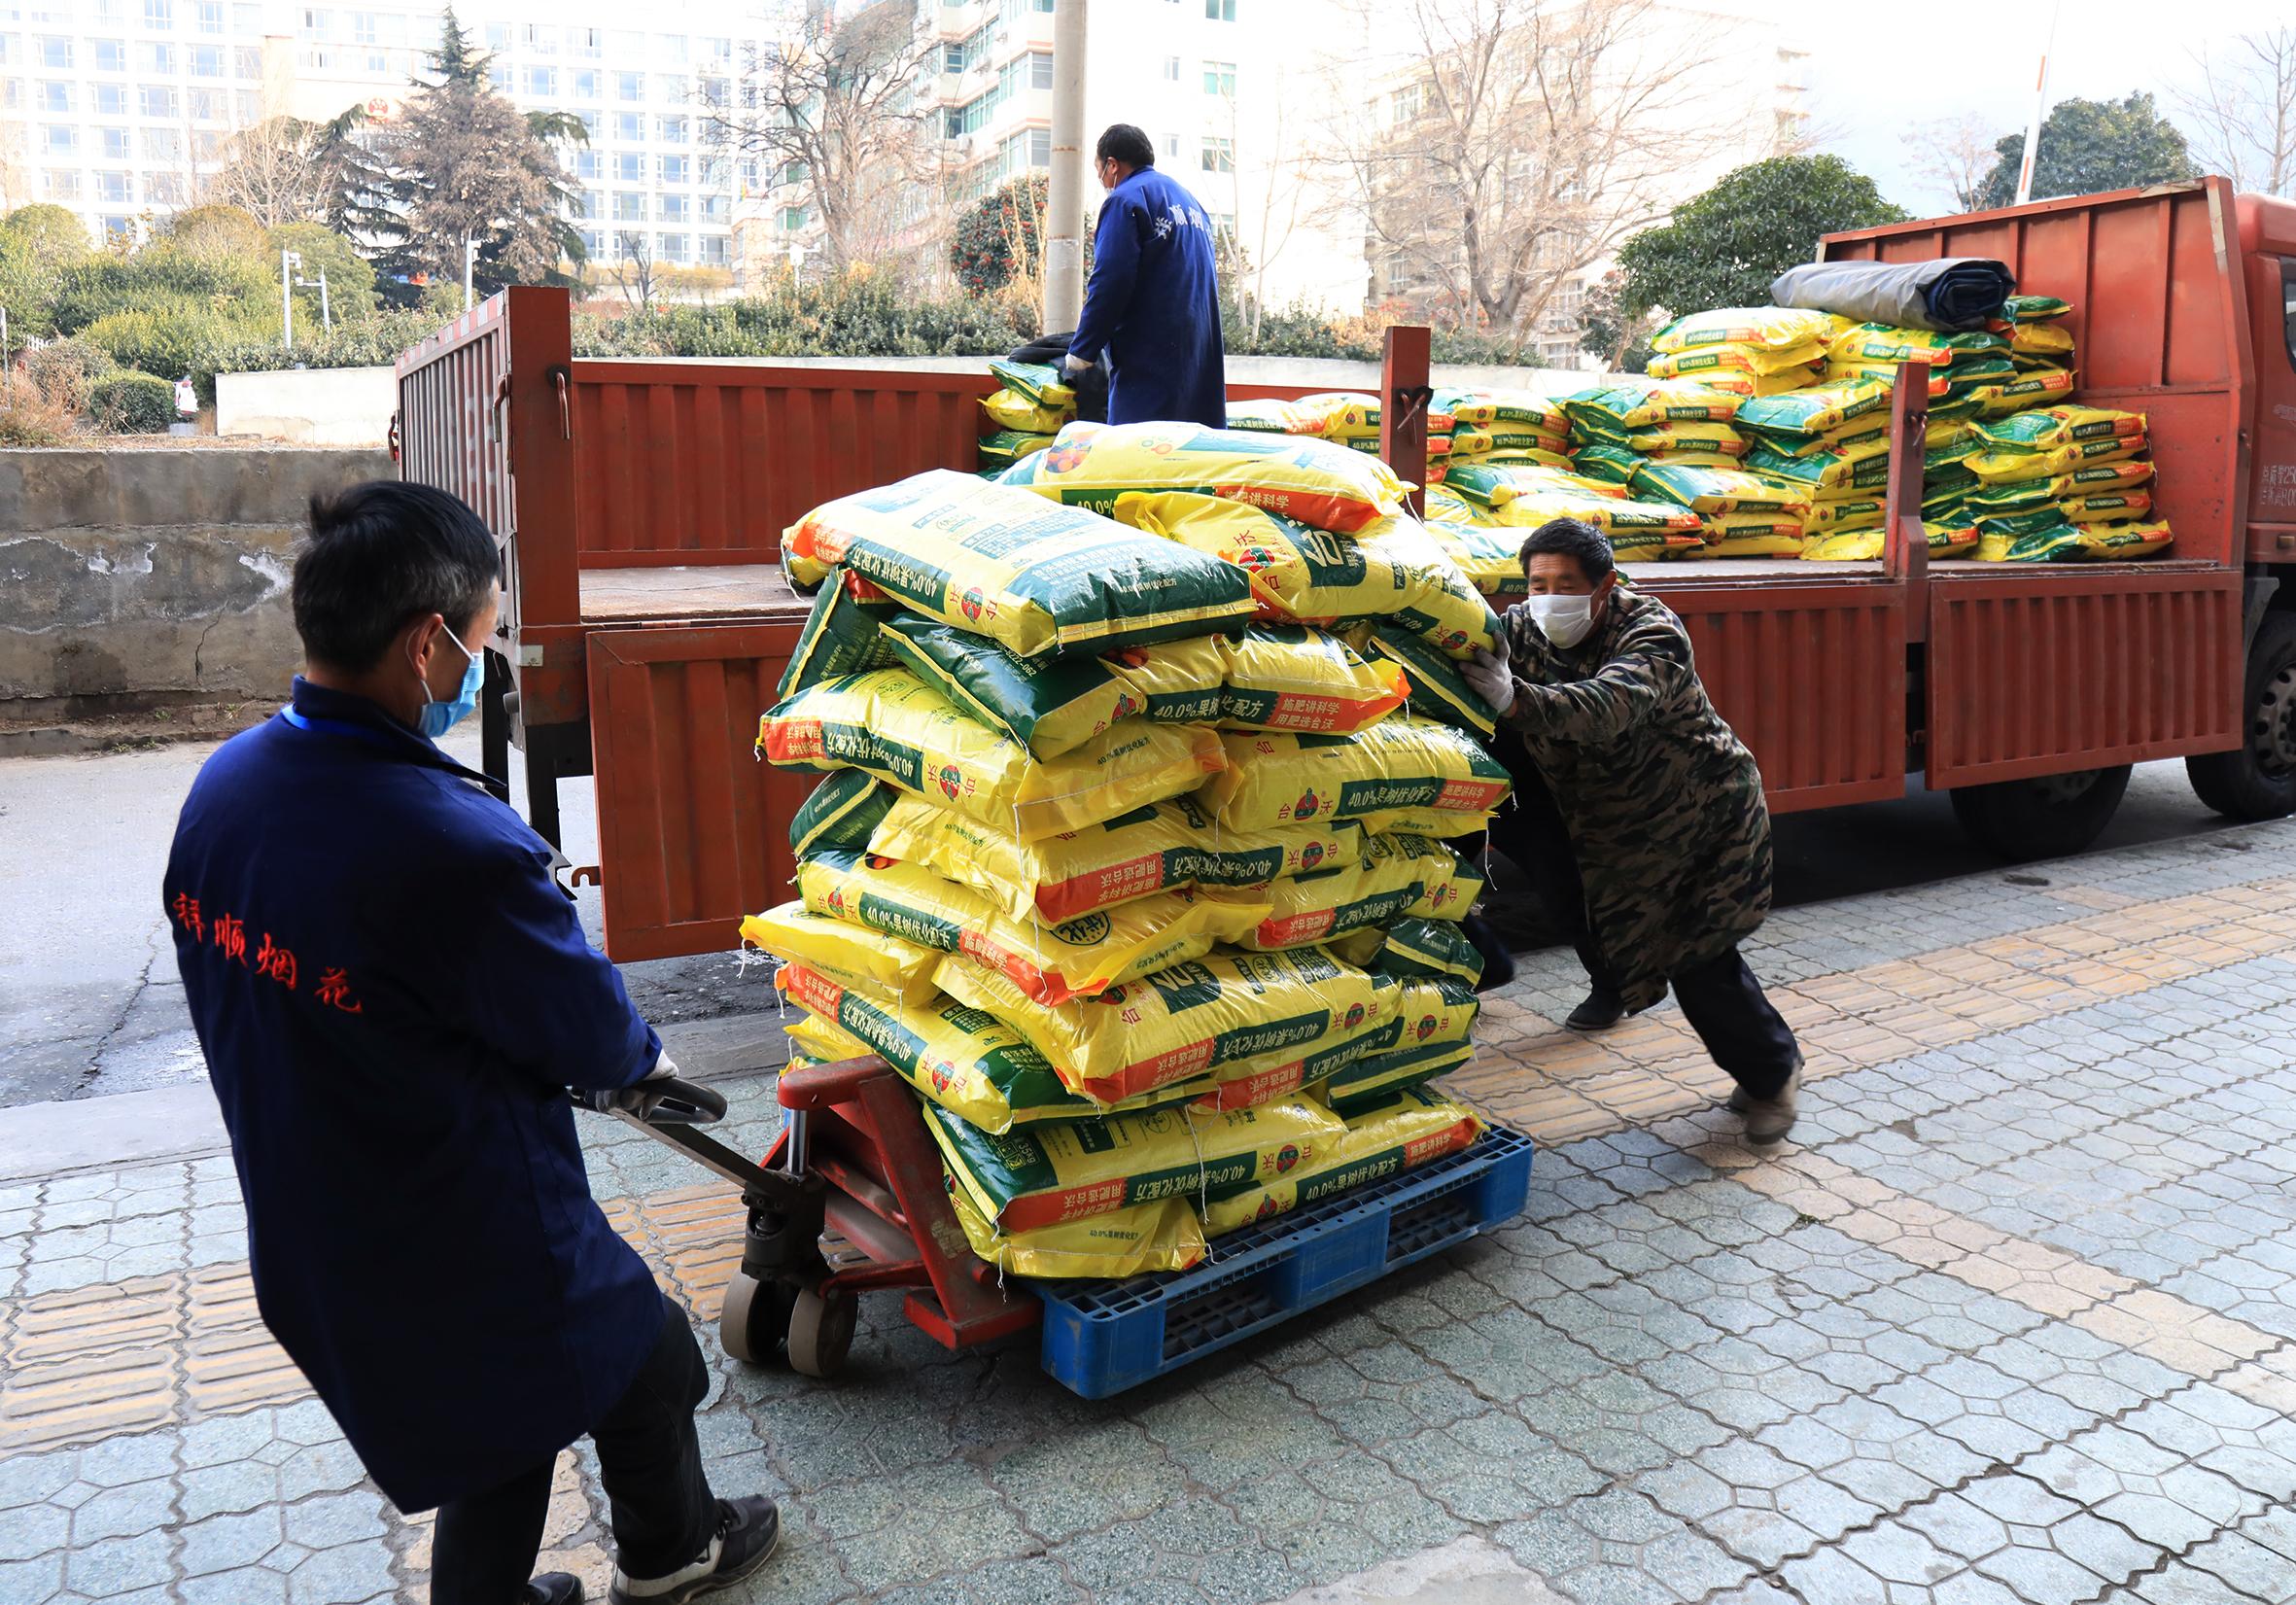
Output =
[{"x1": 5, "y1": 821, "x2": 2296, "y2": 1604}]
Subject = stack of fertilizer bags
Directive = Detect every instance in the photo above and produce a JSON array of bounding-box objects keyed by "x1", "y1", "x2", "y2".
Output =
[
  {"x1": 1225, "y1": 391, "x2": 1458, "y2": 482},
  {"x1": 1561, "y1": 375, "x2": 1812, "y2": 559},
  {"x1": 746, "y1": 425, "x2": 1512, "y2": 1280},
  {"x1": 1962, "y1": 297, "x2": 2170, "y2": 562},
  {"x1": 977, "y1": 359, "x2": 1078, "y2": 475}
]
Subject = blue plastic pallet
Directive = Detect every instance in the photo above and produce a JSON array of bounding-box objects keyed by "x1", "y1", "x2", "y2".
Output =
[{"x1": 1034, "y1": 1127, "x2": 1535, "y2": 1398}]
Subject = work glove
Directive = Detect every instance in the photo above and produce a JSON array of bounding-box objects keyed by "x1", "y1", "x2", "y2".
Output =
[
  {"x1": 1063, "y1": 354, "x2": 1096, "y2": 375},
  {"x1": 1463, "y1": 638, "x2": 1516, "y2": 717},
  {"x1": 588, "y1": 1052, "x2": 680, "y2": 1118}
]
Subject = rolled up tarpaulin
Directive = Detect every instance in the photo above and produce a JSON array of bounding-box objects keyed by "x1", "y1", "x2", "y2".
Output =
[{"x1": 1769, "y1": 258, "x2": 2017, "y2": 332}]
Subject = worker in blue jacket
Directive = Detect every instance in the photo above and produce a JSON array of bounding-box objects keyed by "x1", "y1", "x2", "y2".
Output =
[
  {"x1": 163, "y1": 483, "x2": 778, "y2": 1605},
  {"x1": 1065, "y1": 122, "x2": 1228, "y2": 428}
]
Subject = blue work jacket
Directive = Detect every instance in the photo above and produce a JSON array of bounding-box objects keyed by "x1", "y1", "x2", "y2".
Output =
[
  {"x1": 163, "y1": 679, "x2": 666, "y2": 1513},
  {"x1": 1068, "y1": 166, "x2": 1228, "y2": 429}
]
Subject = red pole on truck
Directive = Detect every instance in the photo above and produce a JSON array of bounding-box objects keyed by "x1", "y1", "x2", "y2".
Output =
[
  {"x1": 1379, "y1": 324, "x2": 1431, "y2": 519},
  {"x1": 1882, "y1": 358, "x2": 1931, "y2": 644}
]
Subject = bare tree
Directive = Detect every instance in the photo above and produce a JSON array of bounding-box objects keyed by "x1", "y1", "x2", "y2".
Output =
[
  {"x1": 203, "y1": 114, "x2": 358, "y2": 227},
  {"x1": 702, "y1": 0, "x2": 938, "y2": 274},
  {"x1": 2175, "y1": 28, "x2": 2296, "y2": 196},
  {"x1": 1213, "y1": 58, "x2": 1319, "y2": 345},
  {"x1": 611, "y1": 230, "x2": 660, "y2": 311},
  {"x1": 1313, "y1": 0, "x2": 1743, "y2": 353},
  {"x1": 1909, "y1": 113, "x2": 2000, "y2": 214}
]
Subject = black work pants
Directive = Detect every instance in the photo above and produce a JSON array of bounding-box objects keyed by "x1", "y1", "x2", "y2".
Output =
[
  {"x1": 431, "y1": 1302, "x2": 718, "y2": 1605},
  {"x1": 1476, "y1": 727, "x2": 1620, "y2": 998},
  {"x1": 1671, "y1": 947, "x2": 1800, "y2": 1100}
]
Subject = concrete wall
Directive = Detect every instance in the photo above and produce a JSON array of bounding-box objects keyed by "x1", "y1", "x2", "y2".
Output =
[
  {"x1": 0, "y1": 448, "x2": 392, "y2": 724},
  {"x1": 215, "y1": 366, "x2": 399, "y2": 446}
]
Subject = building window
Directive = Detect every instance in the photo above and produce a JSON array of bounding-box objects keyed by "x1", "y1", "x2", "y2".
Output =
[
  {"x1": 97, "y1": 171, "x2": 132, "y2": 201},
  {"x1": 192, "y1": 127, "x2": 225, "y2": 157},
  {"x1": 659, "y1": 154, "x2": 690, "y2": 185},
  {"x1": 143, "y1": 126, "x2": 182, "y2": 159},
  {"x1": 778, "y1": 205, "x2": 805, "y2": 230},
  {"x1": 144, "y1": 0, "x2": 174, "y2": 29},
  {"x1": 233, "y1": 44, "x2": 259, "y2": 77},
  {"x1": 104, "y1": 215, "x2": 136, "y2": 240},
  {"x1": 1163, "y1": 55, "x2": 1178, "y2": 82},
  {"x1": 233, "y1": 1, "x2": 259, "y2": 26},
  {"x1": 189, "y1": 87, "x2": 223, "y2": 120},
  {"x1": 524, "y1": 21, "x2": 557, "y2": 52},
  {"x1": 655, "y1": 73, "x2": 686, "y2": 103},
  {"x1": 39, "y1": 80, "x2": 69, "y2": 112},
  {"x1": 1028, "y1": 126, "x2": 1050, "y2": 166},
  {"x1": 45, "y1": 169, "x2": 81, "y2": 199},
  {"x1": 102, "y1": 126, "x2": 130, "y2": 157},
  {"x1": 574, "y1": 68, "x2": 599, "y2": 99},
  {"x1": 1205, "y1": 0, "x2": 1235, "y2": 17},
  {"x1": 704, "y1": 36, "x2": 730, "y2": 62},
  {"x1": 574, "y1": 109, "x2": 598, "y2": 137},
  {"x1": 95, "y1": 84, "x2": 129, "y2": 114},
  {"x1": 38, "y1": 35, "x2": 69, "y2": 68},
  {"x1": 147, "y1": 172, "x2": 187, "y2": 203},
  {"x1": 574, "y1": 149, "x2": 601, "y2": 180},
  {"x1": 1201, "y1": 136, "x2": 1233, "y2": 173},
  {"x1": 658, "y1": 192, "x2": 688, "y2": 222},
  {"x1": 614, "y1": 151, "x2": 642, "y2": 183},
  {"x1": 196, "y1": 0, "x2": 223, "y2": 31},
  {"x1": 701, "y1": 192, "x2": 728, "y2": 222},
  {"x1": 301, "y1": 6, "x2": 331, "y2": 35},
  {"x1": 234, "y1": 88, "x2": 256, "y2": 120},
  {"x1": 617, "y1": 70, "x2": 644, "y2": 101},
  {"x1": 526, "y1": 66, "x2": 556, "y2": 96},
  {"x1": 488, "y1": 65, "x2": 511, "y2": 92},
  {"x1": 573, "y1": 25, "x2": 602, "y2": 56},
  {"x1": 139, "y1": 84, "x2": 179, "y2": 117},
  {"x1": 942, "y1": 41, "x2": 962, "y2": 73},
  {"x1": 140, "y1": 41, "x2": 174, "y2": 72},
  {"x1": 42, "y1": 123, "x2": 76, "y2": 154},
  {"x1": 1162, "y1": 130, "x2": 1180, "y2": 160},
  {"x1": 1030, "y1": 51, "x2": 1053, "y2": 90},
  {"x1": 351, "y1": 10, "x2": 374, "y2": 44},
  {"x1": 654, "y1": 34, "x2": 686, "y2": 62},
  {"x1": 658, "y1": 232, "x2": 688, "y2": 262},
  {"x1": 613, "y1": 192, "x2": 644, "y2": 221},
  {"x1": 614, "y1": 111, "x2": 643, "y2": 141},
  {"x1": 658, "y1": 115, "x2": 687, "y2": 143},
  {"x1": 484, "y1": 21, "x2": 509, "y2": 51},
  {"x1": 699, "y1": 75, "x2": 727, "y2": 107},
  {"x1": 95, "y1": 38, "x2": 128, "y2": 70},
  {"x1": 578, "y1": 227, "x2": 604, "y2": 256},
  {"x1": 191, "y1": 44, "x2": 222, "y2": 75},
  {"x1": 1202, "y1": 60, "x2": 1235, "y2": 96},
  {"x1": 700, "y1": 234, "x2": 727, "y2": 265}
]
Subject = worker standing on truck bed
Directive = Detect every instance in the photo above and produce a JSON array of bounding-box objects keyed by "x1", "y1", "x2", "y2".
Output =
[
  {"x1": 162, "y1": 482, "x2": 780, "y2": 1605},
  {"x1": 1463, "y1": 517, "x2": 1804, "y2": 1143},
  {"x1": 1064, "y1": 122, "x2": 1227, "y2": 428}
]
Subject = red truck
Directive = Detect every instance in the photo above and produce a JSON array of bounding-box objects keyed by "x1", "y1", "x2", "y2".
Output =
[{"x1": 394, "y1": 176, "x2": 2296, "y2": 964}]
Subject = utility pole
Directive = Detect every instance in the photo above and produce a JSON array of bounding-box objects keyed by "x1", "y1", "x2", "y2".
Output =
[
  {"x1": 1042, "y1": 0, "x2": 1089, "y2": 336},
  {"x1": 318, "y1": 269, "x2": 331, "y2": 331},
  {"x1": 464, "y1": 237, "x2": 479, "y2": 311},
  {"x1": 2012, "y1": 0, "x2": 2062, "y2": 206},
  {"x1": 280, "y1": 249, "x2": 299, "y2": 347}
]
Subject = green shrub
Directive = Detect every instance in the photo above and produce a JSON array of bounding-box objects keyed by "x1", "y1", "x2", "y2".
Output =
[
  {"x1": 20, "y1": 338, "x2": 118, "y2": 414},
  {"x1": 78, "y1": 305, "x2": 266, "y2": 387},
  {"x1": 89, "y1": 371, "x2": 179, "y2": 433}
]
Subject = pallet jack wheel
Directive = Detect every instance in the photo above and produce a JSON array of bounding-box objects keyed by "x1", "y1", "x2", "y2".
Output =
[
  {"x1": 785, "y1": 1287, "x2": 857, "y2": 1379},
  {"x1": 718, "y1": 1271, "x2": 797, "y2": 1365}
]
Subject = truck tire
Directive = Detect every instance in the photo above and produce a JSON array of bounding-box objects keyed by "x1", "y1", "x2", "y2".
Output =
[
  {"x1": 1948, "y1": 765, "x2": 2132, "y2": 862},
  {"x1": 2186, "y1": 611, "x2": 2296, "y2": 821}
]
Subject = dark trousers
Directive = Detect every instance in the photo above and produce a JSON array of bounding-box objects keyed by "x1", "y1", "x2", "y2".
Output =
[
  {"x1": 432, "y1": 1303, "x2": 718, "y2": 1605},
  {"x1": 1478, "y1": 730, "x2": 1798, "y2": 1099}
]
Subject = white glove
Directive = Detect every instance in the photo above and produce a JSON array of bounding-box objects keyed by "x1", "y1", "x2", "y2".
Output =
[
  {"x1": 1463, "y1": 639, "x2": 1515, "y2": 716},
  {"x1": 591, "y1": 1051, "x2": 679, "y2": 1117},
  {"x1": 1062, "y1": 354, "x2": 1095, "y2": 374}
]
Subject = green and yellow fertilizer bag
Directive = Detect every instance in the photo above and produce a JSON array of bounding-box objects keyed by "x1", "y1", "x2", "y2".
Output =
[
  {"x1": 1563, "y1": 382, "x2": 1741, "y2": 435},
  {"x1": 1202, "y1": 715, "x2": 1512, "y2": 833},
  {"x1": 1000, "y1": 420, "x2": 1408, "y2": 534},
  {"x1": 1356, "y1": 626, "x2": 1501, "y2": 736},
  {"x1": 1113, "y1": 490, "x2": 1416, "y2": 625},
  {"x1": 2002, "y1": 294, "x2": 2072, "y2": 322},
  {"x1": 989, "y1": 358, "x2": 1076, "y2": 409},
  {"x1": 935, "y1": 944, "x2": 1399, "y2": 1105},
  {"x1": 1225, "y1": 397, "x2": 1314, "y2": 434},
  {"x1": 1965, "y1": 460, "x2": 2153, "y2": 509},
  {"x1": 1316, "y1": 976, "x2": 1479, "y2": 1113},
  {"x1": 1218, "y1": 624, "x2": 1409, "y2": 732},
  {"x1": 1352, "y1": 514, "x2": 1503, "y2": 656},
  {"x1": 1423, "y1": 520, "x2": 1528, "y2": 601},
  {"x1": 794, "y1": 849, "x2": 1266, "y2": 1007},
  {"x1": 876, "y1": 613, "x2": 1225, "y2": 759},
  {"x1": 1202, "y1": 833, "x2": 1460, "y2": 951},
  {"x1": 1745, "y1": 434, "x2": 1893, "y2": 499},
  {"x1": 1202, "y1": 1086, "x2": 1484, "y2": 1236},
  {"x1": 740, "y1": 904, "x2": 941, "y2": 1004},
  {"x1": 1628, "y1": 463, "x2": 1811, "y2": 518},
  {"x1": 1617, "y1": 421, "x2": 1746, "y2": 460},
  {"x1": 1703, "y1": 512, "x2": 1809, "y2": 558},
  {"x1": 947, "y1": 1183, "x2": 1205, "y2": 1278},
  {"x1": 1972, "y1": 370, "x2": 2076, "y2": 418},
  {"x1": 1732, "y1": 376, "x2": 1894, "y2": 443},
  {"x1": 1652, "y1": 306, "x2": 1837, "y2": 354},
  {"x1": 789, "y1": 769, "x2": 899, "y2": 857},
  {"x1": 783, "y1": 469, "x2": 1255, "y2": 658},
  {"x1": 1571, "y1": 443, "x2": 1648, "y2": 486},
  {"x1": 981, "y1": 389, "x2": 1071, "y2": 435},
  {"x1": 1644, "y1": 349, "x2": 1825, "y2": 393},
  {"x1": 928, "y1": 1095, "x2": 1346, "y2": 1232},
  {"x1": 1978, "y1": 515, "x2": 2173, "y2": 563},
  {"x1": 2060, "y1": 488, "x2": 2154, "y2": 525},
  {"x1": 1443, "y1": 463, "x2": 1622, "y2": 509},
  {"x1": 757, "y1": 668, "x2": 1224, "y2": 840},
  {"x1": 1967, "y1": 434, "x2": 2148, "y2": 482},
  {"x1": 779, "y1": 577, "x2": 903, "y2": 700},
  {"x1": 976, "y1": 429, "x2": 1056, "y2": 471},
  {"x1": 1342, "y1": 916, "x2": 1485, "y2": 987},
  {"x1": 1825, "y1": 323, "x2": 2010, "y2": 367},
  {"x1": 1973, "y1": 405, "x2": 2146, "y2": 456}
]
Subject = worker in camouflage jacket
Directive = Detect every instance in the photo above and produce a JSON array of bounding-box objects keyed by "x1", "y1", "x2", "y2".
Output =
[{"x1": 1463, "y1": 516, "x2": 1804, "y2": 1142}]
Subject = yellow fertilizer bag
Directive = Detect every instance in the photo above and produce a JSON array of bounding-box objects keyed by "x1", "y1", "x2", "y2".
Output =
[
  {"x1": 1980, "y1": 516, "x2": 2173, "y2": 563},
  {"x1": 948, "y1": 1182, "x2": 1205, "y2": 1277},
  {"x1": 1652, "y1": 306, "x2": 1834, "y2": 354},
  {"x1": 2009, "y1": 321, "x2": 2076, "y2": 360},
  {"x1": 1972, "y1": 370, "x2": 2077, "y2": 419},
  {"x1": 2061, "y1": 488, "x2": 2155, "y2": 525},
  {"x1": 1826, "y1": 324, "x2": 2009, "y2": 367},
  {"x1": 757, "y1": 669, "x2": 1224, "y2": 840},
  {"x1": 1968, "y1": 434, "x2": 2148, "y2": 482},
  {"x1": 1290, "y1": 392, "x2": 1386, "y2": 439},
  {"x1": 877, "y1": 612, "x2": 1224, "y2": 759},
  {"x1": 1571, "y1": 443, "x2": 1647, "y2": 486},
  {"x1": 1622, "y1": 422, "x2": 1747, "y2": 459},
  {"x1": 1802, "y1": 529, "x2": 1886, "y2": 562},
  {"x1": 1221, "y1": 625, "x2": 1408, "y2": 733},
  {"x1": 1628, "y1": 462, "x2": 1810, "y2": 517},
  {"x1": 794, "y1": 849, "x2": 1264, "y2": 1007},
  {"x1": 989, "y1": 358, "x2": 1076, "y2": 408},
  {"x1": 740, "y1": 903, "x2": 940, "y2": 1004},
  {"x1": 871, "y1": 792, "x2": 1363, "y2": 925},
  {"x1": 1703, "y1": 513, "x2": 1809, "y2": 558},
  {"x1": 1564, "y1": 382, "x2": 1742, "y2": 434},
  {"x1": 1745, "y1": 435, "x2": 1893, "y2": 498},
  {"x1": 1364, "y1": 916, "x2": 1484, "y2": 986},
  {"x1": 1443, "y1": 463, "x2": 1618, "y2": 508},
  {"x1": 1807, "y1": 497, "x2": 1887, "y2": 534},
  {"x1": 1733, "y1": 377, "x2": 1894, "y2": 442},
  {"x1": 1114, "y1": 490, "x2": 1416, "y2": 624},
  {"x1": 1357, "y1": 626, "x2": 1500, "y2": 737},
  {"x1": 1318, "y1": 977, "x2": 1479, "y2": 1112},
  {"x1": 1204, "y1": 833, "x2": 1458, "y2": 950},
  {"x1": 780, "y1": 578, "x2": 902, "y2": 700},
  {"x1": 936, "y1": 944, "x2": 1396, "y2": 1105},
  {"x1": 981, "y1": 389, "x2": 1070, "y2": 434},
  {"x1": 1225, "y1": 397, "x2": 1315, "y2": 434},
  {"x1": 977, "y1": 430, "x2": 1056, "y2": 471},
  {"x1": 790, "y1": 769, "x2": 899, "y2": 858},
  {"x1": 1449, "y1": 427, "x2": 1493, "y2": 457},
  {"x1": 783, "y1": 470, "x2": 1256, "y2": 657},
  {"x1": 1966, "y1": 461, "x2": 2154, "y2": 509},
  {"x1": 1202, "y1": 715, "x2": 1512, "y2": 833},
  {"x1": 928, "y1": 1096, "x2": 1346, "y2": 1232},
  {"x1": 1424, "y1": 522, "x2": 1529, "y2": 602},
  {"x1": 1974, "y1": 405, "x2": 2146, "y2": 455},
  {"x1": 1003, "y1": 421, "x2": 1407, "y2": 534},
  {"x1": 1202, "y1": 1085, "x2": 1484, "y2": 1236},
  {"x1": 1411, "y1": 845, "x2": 1481, "y2": 914},
  {"x1": 1353, "y1": 514, "x2": 1502, "y2": 657},
  {"x1": 1645, "y1": 350, "x2": 1825, "y2": 393}
]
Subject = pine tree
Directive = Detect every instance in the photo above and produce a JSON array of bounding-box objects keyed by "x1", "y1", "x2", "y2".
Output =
[{"x1": 365, "y1": 8, "x2": 586, "y2": 302}]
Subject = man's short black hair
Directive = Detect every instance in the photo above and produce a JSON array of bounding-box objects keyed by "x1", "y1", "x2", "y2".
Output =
[
  {"x1": 1096, "y1": 123, "x2": 1156, "y2": 170},
  {"x1": 293, "y1": 481, "x2": 499, "y2": 672},
  {"x1": 1518, "y1": 518, "x2": 1617, "y2": 584}
]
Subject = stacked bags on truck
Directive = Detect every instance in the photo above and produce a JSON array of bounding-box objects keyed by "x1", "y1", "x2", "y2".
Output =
[
  {"x1": 1967, "y1": 401, "x2": 2167, "y2": 560},
  {"x1": 978, "y1": 359, "x2": 1078, "y2": 474},
  {"x1": 1225, "y1": 391, "x2": 1458, "y2": 482},
  {"x1": 748, "y1": 434, "x2": 1511, "y2": 1279}
]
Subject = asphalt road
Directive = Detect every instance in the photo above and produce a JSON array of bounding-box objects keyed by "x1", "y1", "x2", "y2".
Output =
[{"x1": 0, "y1": 724, "x2": 2242, "y2": 1110}]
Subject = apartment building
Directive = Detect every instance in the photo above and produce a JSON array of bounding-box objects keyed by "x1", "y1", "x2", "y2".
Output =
[{"x1": 0, "y1": 0, "x2": 786, "y2": 272}]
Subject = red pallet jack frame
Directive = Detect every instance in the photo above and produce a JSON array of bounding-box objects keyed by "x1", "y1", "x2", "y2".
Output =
[{"x1": 603, "y1": 1058, "x2": 1039, "y2": 1377}]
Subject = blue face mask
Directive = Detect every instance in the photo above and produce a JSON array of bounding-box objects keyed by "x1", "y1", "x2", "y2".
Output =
[{"x1": 418, "y1": 624, "x2": 484, "y2": 739}]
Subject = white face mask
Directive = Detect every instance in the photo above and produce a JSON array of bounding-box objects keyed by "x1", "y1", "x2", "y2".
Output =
[{"x1": 1527, "y1": 593, "x2": 1597, "y2": 649}]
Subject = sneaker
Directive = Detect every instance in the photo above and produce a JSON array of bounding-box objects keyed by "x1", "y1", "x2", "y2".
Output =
[
  {"x1": 524, "y1": 1577, "x2": 582, "y2": 1605},
  {"x1": 1564, "y1": 990, "x2": 1624, "y2": 1031},
  {"x1": 1732, "y1": 1063, "x2": 1803, "y2": 1144},
  {"x1": 609, "y1": 1497, "x2": 781, "y2": 1604},
  {"x1": 1459, "y1": 914, "x2": 1516, "y2": 994}
]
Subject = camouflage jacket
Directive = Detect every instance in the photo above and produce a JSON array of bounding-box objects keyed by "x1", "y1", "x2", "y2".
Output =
[{"x1": 1497, "y1": 586, "x2": 1771, "y2": 1013}]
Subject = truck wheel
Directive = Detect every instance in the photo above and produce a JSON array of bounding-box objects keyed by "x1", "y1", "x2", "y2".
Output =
[
  {"x1": 719, "y1": 1272, "x2": 796, "y2": 1366},
  {"x1": 2186, "y1": 611, "x2": 2296, "y2": 821},
  {"x1": 1949, "y1": 765, "x2": 2132, "y2": 862}
]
